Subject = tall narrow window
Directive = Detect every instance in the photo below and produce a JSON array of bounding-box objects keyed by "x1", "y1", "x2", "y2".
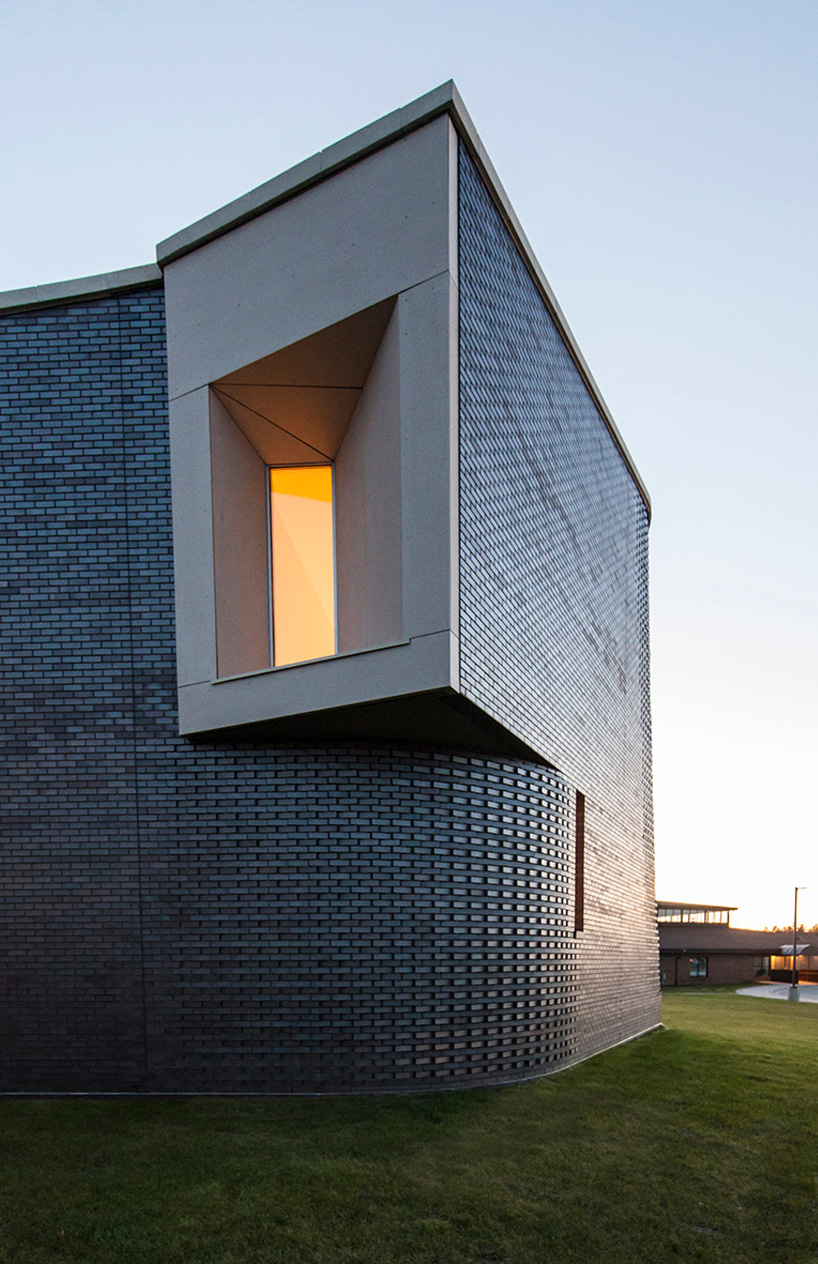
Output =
[
  {"x1": 269, "y1": 465, "x2": 336, "y2": 667},
  {"x1": 574, "y1": 789, "x2": 585, "y2": 934}
]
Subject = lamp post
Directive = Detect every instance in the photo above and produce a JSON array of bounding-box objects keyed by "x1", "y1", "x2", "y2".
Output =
[{"x1": 789, "y1": 886, "x2": 806, "y2": 1001}]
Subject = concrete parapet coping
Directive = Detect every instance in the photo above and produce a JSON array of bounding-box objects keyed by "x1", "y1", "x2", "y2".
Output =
[
  {"x1": 0, "y1": 264, "x2": 163, "y2": 315},
  {"x1": 155, "y1": 82, "x2": 460, "y2": 267}
]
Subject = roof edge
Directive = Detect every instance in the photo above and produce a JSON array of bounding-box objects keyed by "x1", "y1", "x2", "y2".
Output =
[
  {"x1": 0, "y1": 264, "x2": 162, "y2": 315},
  {"x1": 446, "y1": 86, "x2": 652, "y2": 519},
  {"x1": 155, "y1": 82, "x2": 459, "y2": 267},
  {"x1": 156, "y1": 81, "x2": 650, "y2": 516},
  {"x1": 658, "y1": 901, "x2": 738, "y2": 912}
]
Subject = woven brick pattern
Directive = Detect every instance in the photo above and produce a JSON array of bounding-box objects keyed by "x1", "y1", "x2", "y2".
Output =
[
  {"x1": 0, "y1": 287, "x2": 576, "y2": 1091},
  {"x1": 140, "y1": 749, "x2": 577, "y2": 1092},
  {"x1": 458, "y1": 144, "x2": 660, "y2": 1060}
]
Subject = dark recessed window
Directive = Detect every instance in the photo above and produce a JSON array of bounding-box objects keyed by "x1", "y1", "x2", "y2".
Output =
[
  {"x1": 574, "y1": 790, "x2": 585, "y2": 934},
  {"x1": 689, "y1": 956, "x2": 707, "y2": 978}
]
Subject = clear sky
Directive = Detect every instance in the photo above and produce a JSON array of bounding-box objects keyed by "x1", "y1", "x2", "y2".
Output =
[{"x1": 3, "y1": 0, "x2": 816, "y2": 931}]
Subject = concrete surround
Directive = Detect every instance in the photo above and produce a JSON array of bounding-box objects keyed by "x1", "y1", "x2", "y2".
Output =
[
  {"x1": 166, "y1": 115, "x2": 460, "y2": 737},
  {"x1": 208, "y1": 299, "x2": 401, "y2": 678}
]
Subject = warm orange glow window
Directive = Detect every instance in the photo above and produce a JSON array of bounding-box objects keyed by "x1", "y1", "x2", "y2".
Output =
[{"x1": 269, "y1": 465, "x2": 336, "y2": 667}]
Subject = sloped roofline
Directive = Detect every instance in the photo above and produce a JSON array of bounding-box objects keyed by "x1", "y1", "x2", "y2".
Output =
[
  {"x1": 155, "y1": 81, "x2": 650, "y2": 516},
  {"x1": 0, "y1": 82, "x2": 650, "y2": 515},
  {"x1": 659, "y1": 924, "x2": 813, "y2": 952}
]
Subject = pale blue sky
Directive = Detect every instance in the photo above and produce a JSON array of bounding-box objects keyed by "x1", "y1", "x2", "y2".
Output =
[{"x1": 4, "y1": 0, "x2": 816, "y2": 928}]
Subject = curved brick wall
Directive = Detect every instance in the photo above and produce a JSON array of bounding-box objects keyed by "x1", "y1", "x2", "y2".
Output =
[{"x1": 142, "y1": 746, "x2": 577, "y2": 1093}]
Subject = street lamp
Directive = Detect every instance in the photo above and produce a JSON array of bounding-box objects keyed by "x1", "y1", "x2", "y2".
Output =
[{"x1": 789, "y1": 886, "x2": 807, "y2": 1001}]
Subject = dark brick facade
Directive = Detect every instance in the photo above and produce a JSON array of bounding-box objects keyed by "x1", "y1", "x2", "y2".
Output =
[
  {"x1": 0, "y1": 140, "x2": 658, "y2": 1092},
  {"x1": 661, "y1": 954, "x2": 767, "y2": 987},
  {"x1": 458, "y1": 145, "x2": 659, "y2": 1059},
  {"x1": 1, "y1": 288, "x2": 579, "y2": 1091},
  {"x1": 1, "y1": 289, "x2": 165, "y2": 1092}
]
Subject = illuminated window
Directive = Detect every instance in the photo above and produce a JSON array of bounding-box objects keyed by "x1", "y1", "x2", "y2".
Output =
[
  {"x1": 269, "y1": 465, "x2": 336, "y2": 667},
  {"x1": 688, "y1": 956, "x2": 708, "y2": 978}
]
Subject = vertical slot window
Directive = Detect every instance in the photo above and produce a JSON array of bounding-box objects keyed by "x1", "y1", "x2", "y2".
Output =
[
  {"x1": 269, "y1": 465, "x2": 336, "y2": 667},
  {"x1": 574, "y1": 789, "x2": 585, "y2": 934}
]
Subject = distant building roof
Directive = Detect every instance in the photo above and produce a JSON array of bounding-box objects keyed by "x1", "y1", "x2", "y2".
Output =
[
  {"x1": 657, "y1": 900, "x2": 737, "y2": 925},
  {"x1": 658, "y1": 901, "x2": 737, "y2": 911},
  {"x1": 659, "y1": 924, "x2": 812, "y2": 954}
]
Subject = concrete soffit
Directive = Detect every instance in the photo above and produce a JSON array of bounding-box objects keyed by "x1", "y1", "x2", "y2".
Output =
[
  {"x1": 211, "y1": 299, "x2": 396, "y2": 464},
  {"x1": 155, "y1": 82, "x2": 651, "y2": 519}
]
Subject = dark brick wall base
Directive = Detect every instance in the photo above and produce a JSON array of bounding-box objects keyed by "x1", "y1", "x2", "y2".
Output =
[{"x1": 661, "y1": 955, "x2": 767, "y2": 987}]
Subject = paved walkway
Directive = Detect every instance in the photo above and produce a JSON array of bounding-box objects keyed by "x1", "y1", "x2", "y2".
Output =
[{"x1": 736, "y1": 982, "x2": 818, "y2": 1003}]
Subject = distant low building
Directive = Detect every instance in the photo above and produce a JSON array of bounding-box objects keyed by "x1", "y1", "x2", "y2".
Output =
[
  {"x1": 657, "y1": 901, "x2": 736, "y2": 926},
  {"x1": 657, "y1": 902, "x2": 818, "y2": 986}
]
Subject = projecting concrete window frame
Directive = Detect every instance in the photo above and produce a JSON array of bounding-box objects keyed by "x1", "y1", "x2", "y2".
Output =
[{"x1": 164, "y1": 114, "x2": 461, "y2": 738}]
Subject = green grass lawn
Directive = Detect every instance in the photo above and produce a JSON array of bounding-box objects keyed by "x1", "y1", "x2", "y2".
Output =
[{"x1": 1, "y1": 990, "x2": 816, "y2": 1263}]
